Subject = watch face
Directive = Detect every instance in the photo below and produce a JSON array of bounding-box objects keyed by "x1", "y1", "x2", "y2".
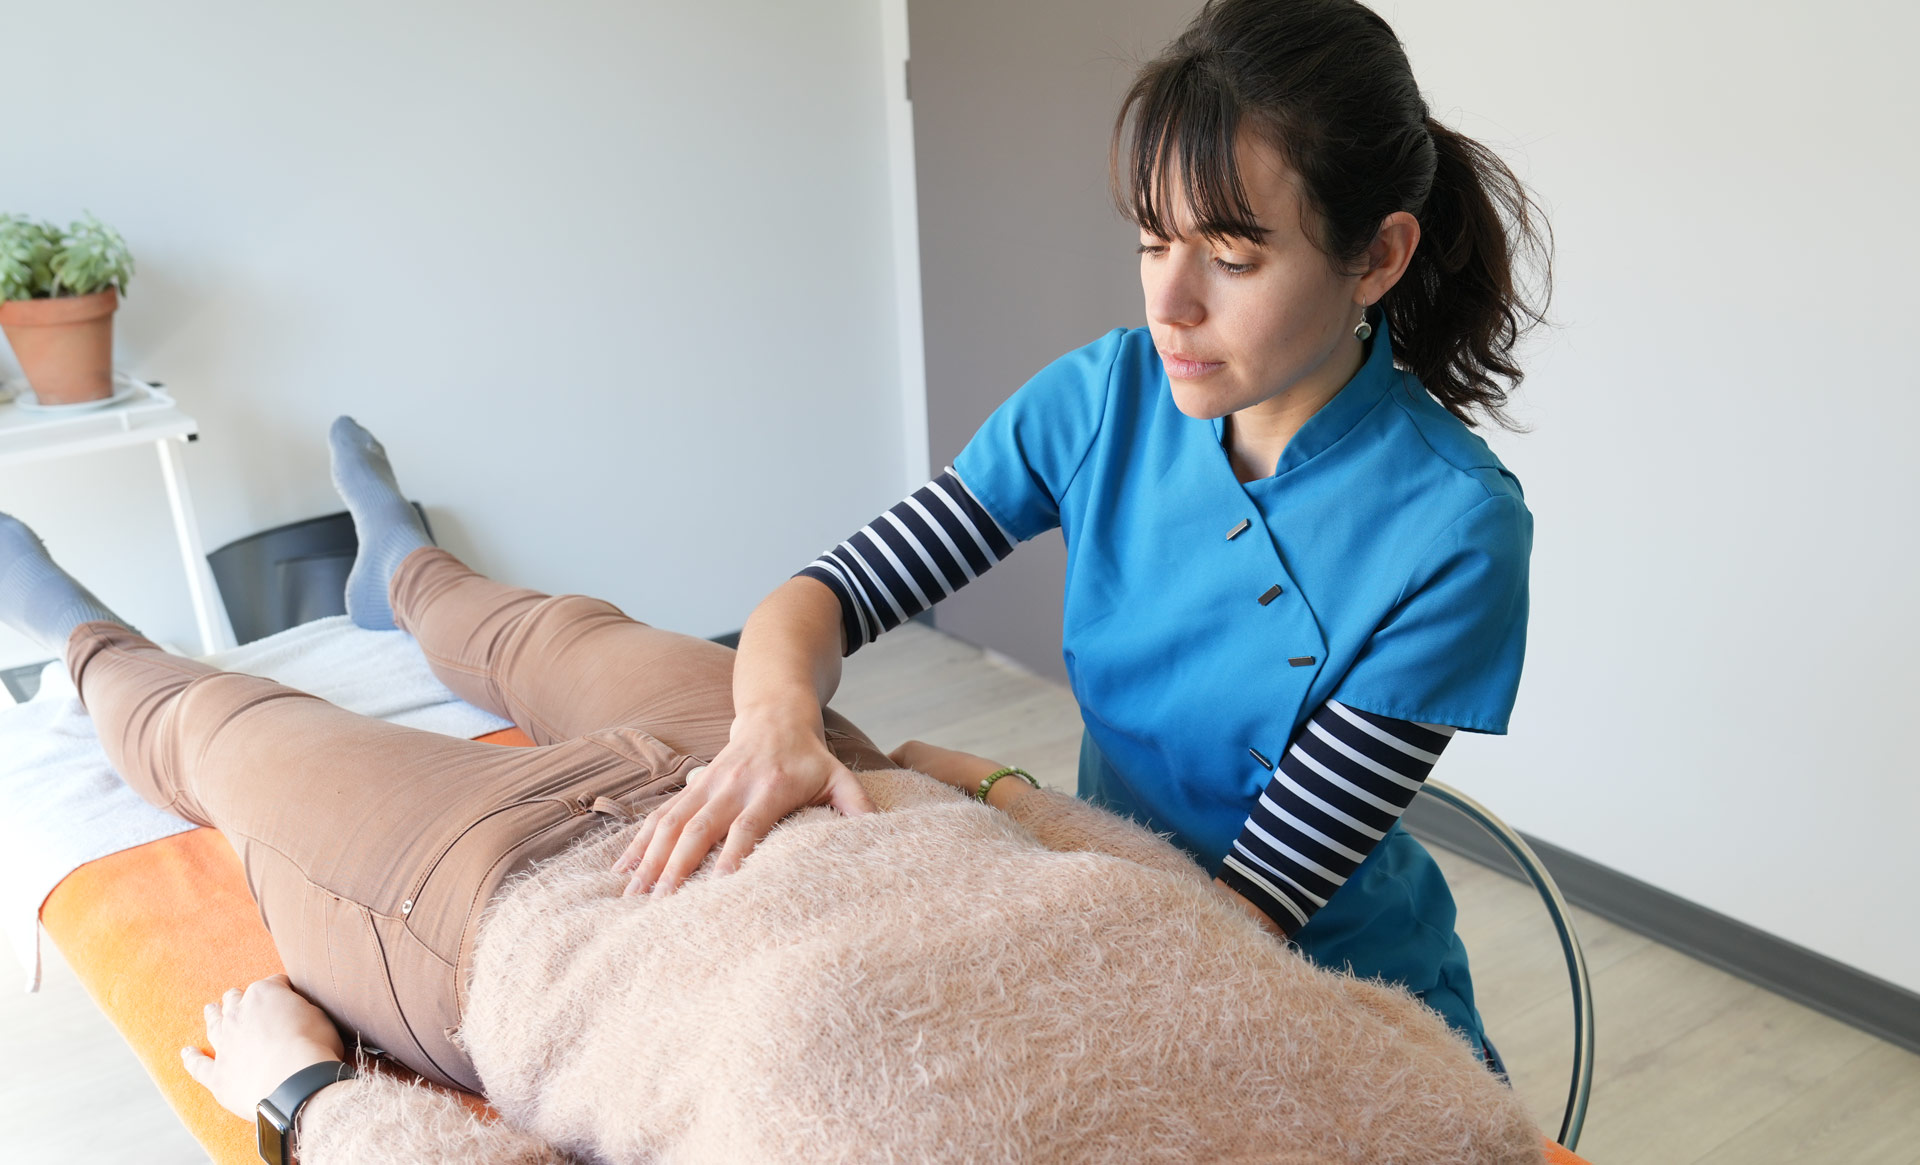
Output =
[{"x1": 257, "y1": 1101, "x2": 292, "y2": 1165}]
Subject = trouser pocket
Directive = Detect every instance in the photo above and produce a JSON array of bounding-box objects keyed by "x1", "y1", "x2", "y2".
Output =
[
  {"x1": 291, "y1": 891, "x2": 463, "y2": 1088},
  {"x1": 396, "y1": 731, "x2": 692, "y2": 1071},
  {"x1": 402, "y1": 800, "x2": 577, "y2": 970}
]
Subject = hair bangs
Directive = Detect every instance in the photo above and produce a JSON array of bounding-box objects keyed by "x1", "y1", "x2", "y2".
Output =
[{"x1": 1119, "y1": 56, "x2": 1269, "y2": 244}]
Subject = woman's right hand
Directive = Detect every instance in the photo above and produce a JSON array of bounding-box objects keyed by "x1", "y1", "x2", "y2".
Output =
[{"x1": 612, "y1": 712, "x2": 874, "y2": 897}]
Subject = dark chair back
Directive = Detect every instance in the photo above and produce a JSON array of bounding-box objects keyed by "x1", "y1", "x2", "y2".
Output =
[{"x1": 207, "y1": 506, "x2": 430, "y2": 645}]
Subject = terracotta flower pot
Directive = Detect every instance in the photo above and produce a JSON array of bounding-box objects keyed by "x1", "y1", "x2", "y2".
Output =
[{"x1": 0, "y1": 287, "x2": 119, "y2": 405}]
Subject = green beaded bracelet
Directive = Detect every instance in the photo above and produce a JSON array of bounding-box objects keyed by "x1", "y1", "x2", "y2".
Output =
[{"x1": 973, "y1": 766, "x2": 1040, "y2": 802}]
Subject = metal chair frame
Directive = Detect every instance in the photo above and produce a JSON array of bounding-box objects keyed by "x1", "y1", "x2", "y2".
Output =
[{"x1": 1424, "y1": 780, "x2": 1594, "y2": 1151}]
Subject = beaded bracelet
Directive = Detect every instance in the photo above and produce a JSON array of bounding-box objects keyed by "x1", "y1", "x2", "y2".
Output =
[{"x1": 973, "y1": 766, "x2": 1040, "y2": 802}]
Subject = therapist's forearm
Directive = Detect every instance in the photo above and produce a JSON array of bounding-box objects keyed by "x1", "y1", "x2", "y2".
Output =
[{"x1": 732, "y1": 577, "x2": 847, "y2": 732}]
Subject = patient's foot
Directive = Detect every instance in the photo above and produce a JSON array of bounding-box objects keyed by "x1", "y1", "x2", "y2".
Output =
[
  {"x1": 0, "y1": 512, "x2": 129, "y2": 653},
  {"x1": 329, "y1": 416, "x2": 433, "y2": 631}
]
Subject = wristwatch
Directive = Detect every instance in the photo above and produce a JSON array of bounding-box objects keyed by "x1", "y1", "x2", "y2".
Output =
[{"x1": 257, "y1": 1060, "x2": 356, "y2": 1165}]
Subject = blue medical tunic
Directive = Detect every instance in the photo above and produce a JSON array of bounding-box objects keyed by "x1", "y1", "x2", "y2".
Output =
[{"x1": 952, "y1": 320, "x2": 1531, "y2": 1044}]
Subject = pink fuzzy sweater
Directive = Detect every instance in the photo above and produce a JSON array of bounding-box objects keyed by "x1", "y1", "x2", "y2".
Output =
[{"x1": 298, "y1": 769, "x2": 1544, "y2": 1163}]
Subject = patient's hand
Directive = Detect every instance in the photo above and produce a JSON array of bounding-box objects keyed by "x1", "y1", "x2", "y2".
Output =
[{"x1": 180, "y1": 974, "x2": 346, "y2": 1121}]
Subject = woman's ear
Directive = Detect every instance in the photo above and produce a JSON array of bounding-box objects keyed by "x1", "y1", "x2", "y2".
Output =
[{"x1": 1358, "y1": 211, "x2": 1421, "y2": 305}]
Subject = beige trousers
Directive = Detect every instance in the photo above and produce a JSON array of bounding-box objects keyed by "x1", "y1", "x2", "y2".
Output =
[{"x1": 67, "y1": 548, "x2": 889, "y2": 1091}]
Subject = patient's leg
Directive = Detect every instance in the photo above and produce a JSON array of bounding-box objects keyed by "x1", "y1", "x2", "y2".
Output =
[
  {"x1": 64, "y1": 620, "x2": 689, "y2": 1090},
  {"x1": 389, "y1": 548, "x2": 749, "y2": 754},
  {"x1": 0, "y1": 513, "x2": 127, "y2": 652},
  {"x1": 388, "y1": 550, "x2": 887, "y2": 770},
  {"x1": 3, "y1": 509, "x2": 690, "y2": 1089},
  {"x1": 329, "y1": 416, "x2": 433, "y2": 631},
  {"x1": 66, "y1": 620, "x2": 527, "y2": 833},
  {"x1": 331, "y1": 417, "x2": 886, "y2": 767}
]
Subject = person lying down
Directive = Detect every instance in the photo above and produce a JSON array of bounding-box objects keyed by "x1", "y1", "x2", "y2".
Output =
[{"x1": 0, "y1": 419, "x2": 1544, "y2": 1164}]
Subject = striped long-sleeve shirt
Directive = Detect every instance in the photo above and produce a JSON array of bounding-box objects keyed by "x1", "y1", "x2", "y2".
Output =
[
  {"x1": 1215, "y1": 701, "x2": 1452, "y2": 936},
  {"x1": 795, "y1": 471, "x2": 1450, "y2": 936},
  {"x1": 797, "y1": 470, "x2": 1011, "y2": 653}
]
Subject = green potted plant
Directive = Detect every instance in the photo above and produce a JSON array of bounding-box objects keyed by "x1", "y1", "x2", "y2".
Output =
[{"x1": 0, "y1": 212, "x2": 135, "y2": 406}]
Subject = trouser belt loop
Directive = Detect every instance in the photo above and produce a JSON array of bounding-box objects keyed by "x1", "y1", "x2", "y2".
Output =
[{"x1": 589, "y1": 795, "x2": 633, "y2": 821}]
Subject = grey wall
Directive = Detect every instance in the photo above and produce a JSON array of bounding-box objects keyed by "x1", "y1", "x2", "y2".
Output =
[{"x1": 909, "y1": 0, "x2": 1200, "y2": 681}]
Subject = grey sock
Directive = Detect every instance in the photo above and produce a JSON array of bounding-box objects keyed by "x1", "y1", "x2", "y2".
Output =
[
  {"x1": 329, "y1": 416, "x2": 434, "y2": 631},
  {"x1": 0, "y1": 513, "x2": 128, "y2": 654}
]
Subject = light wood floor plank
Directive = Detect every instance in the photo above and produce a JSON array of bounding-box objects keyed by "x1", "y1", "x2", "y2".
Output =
[
  {"x1": 1430, "y1": 846, "x2": 1650, "y2": 1132},
  {"x1": 1435, "y1": 830, "x2": 1917, "y2": 1164},
  {"x1": 1692, "y1": 1039, "x2": 1920, "y2": 1165},
  {"x1": 1580, "y1": 973, "x2": 1879, "y2": 1163}
]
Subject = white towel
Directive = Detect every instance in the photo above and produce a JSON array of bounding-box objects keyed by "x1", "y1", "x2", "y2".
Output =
[{"x1": 0, "y1": 616, "x2": 511, "y2": 991}]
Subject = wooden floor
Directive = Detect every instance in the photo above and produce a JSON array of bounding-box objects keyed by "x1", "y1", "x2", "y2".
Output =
[{"x1": 4, "y1": 622, "x2": 1918, "y2": 1162}]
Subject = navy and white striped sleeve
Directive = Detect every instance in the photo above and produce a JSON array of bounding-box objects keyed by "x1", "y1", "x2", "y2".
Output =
[
  {"x1": 795, "y1": 469, "x2": 1014, "y2": 655},
  {"x1": 1217, "y1": 700, "x2": 1455, "y2": 937}
]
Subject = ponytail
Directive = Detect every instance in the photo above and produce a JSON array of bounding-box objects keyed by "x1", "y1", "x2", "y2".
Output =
[
  {"x1": 1115, "y1": 0, "x2": 1552, "y2": 428},
  {"x1": 1386, "y1": 117, "x2": 1551, "y2": 428}
]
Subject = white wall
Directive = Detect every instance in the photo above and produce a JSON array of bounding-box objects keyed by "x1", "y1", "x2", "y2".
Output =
[
  {"x1": 1, "y1": 0, "x2": 909, "y2": 666},
  {"x1": 1372, "y1": 0, "x2": 1920, "y2": 992}
]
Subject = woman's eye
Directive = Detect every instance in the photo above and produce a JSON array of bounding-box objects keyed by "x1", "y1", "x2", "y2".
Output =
[
  {"x1": 1213, "y1": 258, "x2": 1255, "y2": 276},
  {"x1": 1136, "y1": 243, "x2": 1168, "y2": 258}
]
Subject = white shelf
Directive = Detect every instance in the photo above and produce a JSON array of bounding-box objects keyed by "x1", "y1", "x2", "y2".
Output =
[
  {"x1": 0, "y1": 377, "x2": 198, "y2": 469},
  {"x1": 0, "y1": 375, "x2": 234, "y2": 652}
]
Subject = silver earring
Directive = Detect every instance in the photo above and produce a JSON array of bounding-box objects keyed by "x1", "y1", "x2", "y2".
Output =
[{"x1": 1354, "y1": 308, "x2": 1373, "y2": 343}]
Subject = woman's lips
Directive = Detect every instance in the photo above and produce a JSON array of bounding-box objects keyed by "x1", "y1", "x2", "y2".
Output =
[{"x1": 1161, "y1": 352, "x2": 1224, "y2": 379}]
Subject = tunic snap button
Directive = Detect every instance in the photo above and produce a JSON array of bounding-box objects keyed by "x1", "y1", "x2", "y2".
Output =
[
  {"x1": 1248, "y1": 746, "x2": 1272, "y2": 769},
  {"x1": 1288, "y1": 656, "x2": 1316, "y2": 667},
  {"x1": 401, "y1": 899, "x2": 413, "y2": 915},
  {"x1": 1257, "y1": 584, "x2": 1283, "y2": 606},
  {"x1": 1226, "y1": 518, "x2": 1251, "y2": 540}
]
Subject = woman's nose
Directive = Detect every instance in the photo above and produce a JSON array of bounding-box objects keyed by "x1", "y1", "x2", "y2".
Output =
[{"x1": 1144, "y1": 255, "x2": 1206, "y2": 328}]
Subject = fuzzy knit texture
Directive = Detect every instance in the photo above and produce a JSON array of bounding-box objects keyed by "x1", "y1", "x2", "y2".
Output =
[{"x1": 298, "y1": 769, "x2": 1544, "y2": 1165}]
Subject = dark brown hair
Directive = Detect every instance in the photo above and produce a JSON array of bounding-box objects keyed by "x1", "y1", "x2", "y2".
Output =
[{"x1": 1114, "y1": 0, "x2": 1551, "y2": 427}]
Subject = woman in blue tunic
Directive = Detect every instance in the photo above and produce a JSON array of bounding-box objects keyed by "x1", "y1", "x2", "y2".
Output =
[{"x1": 618, "y1": 0, "x2": 1549, "y2": 1060}]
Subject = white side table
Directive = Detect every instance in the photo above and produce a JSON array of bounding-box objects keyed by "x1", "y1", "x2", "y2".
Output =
[{"x1": 0, "y1": 377, "x2": 236, "y2": 654}]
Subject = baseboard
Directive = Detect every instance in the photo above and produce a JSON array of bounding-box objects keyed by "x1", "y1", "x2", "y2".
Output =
[{"x1": 1402, "y1": 797, "x2": 1920, "y2": 1057}]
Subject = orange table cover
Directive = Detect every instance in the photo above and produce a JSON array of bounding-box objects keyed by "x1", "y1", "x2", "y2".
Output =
[
  {"x1": 39, "y1": 727, "x2": 530, "y2": 1163},
  {"x1": 39, "y1": 725, "x2": 1591, "y2": 1164}
]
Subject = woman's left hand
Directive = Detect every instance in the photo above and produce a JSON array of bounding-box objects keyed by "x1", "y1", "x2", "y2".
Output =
[
  {"x1": 897, "y1": 742, "x2": 1279, "y2": 939},
  {"x1": 889, "y1": 740, "x2": 1015, "y2": 800},
  {"x1": 180, "y1": 974, "x2": 347, "y2": 1120}
]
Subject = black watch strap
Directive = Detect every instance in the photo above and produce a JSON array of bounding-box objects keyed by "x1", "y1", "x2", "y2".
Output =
[{"x1": 257, "y1": 1060, "x2": 355, "y2": 1165}]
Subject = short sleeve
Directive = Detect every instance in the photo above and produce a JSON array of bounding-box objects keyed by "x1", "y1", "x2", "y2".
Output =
[
  {"x1": 1333, "y1": 492, "x2": 1532, "y2": 734},
  {"x1": 950, "y1": 330, "x2": 1125, "y2": 542}
]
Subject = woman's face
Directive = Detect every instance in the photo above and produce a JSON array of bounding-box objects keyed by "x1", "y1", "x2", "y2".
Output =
[{"x1": 1138, "y1": 139, "x2": 1367, "y2": 421}]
